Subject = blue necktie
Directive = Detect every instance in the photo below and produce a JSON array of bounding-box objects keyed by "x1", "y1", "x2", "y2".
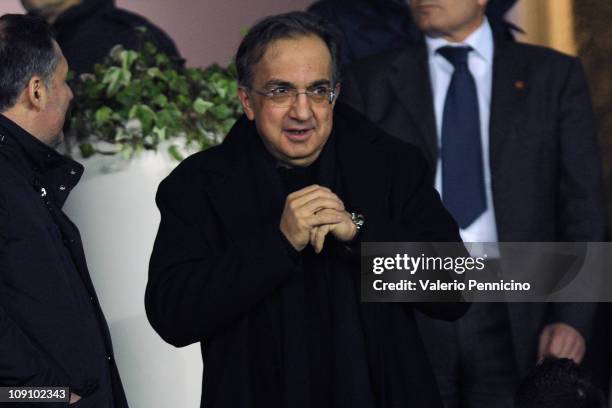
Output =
[{"x1": 439, "y1": 46, "x2": 486, "y2": 229}]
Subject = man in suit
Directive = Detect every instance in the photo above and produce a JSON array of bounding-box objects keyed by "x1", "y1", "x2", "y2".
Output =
[
  {"x1": 0, "y1": 14, "x2": 128, "y2": 407},
  {"x1": 341, "y1": 0, "x2": 606, "y2": 406},
  {"x1": 146, "y1": 11, "x2": 469, "y2": 408}
]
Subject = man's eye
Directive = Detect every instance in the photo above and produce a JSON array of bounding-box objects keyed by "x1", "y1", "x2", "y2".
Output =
[
  {"x1": 311, "y1": 86, "x2": 330, "y2": 95},
  {"x1": 269, "y1": 87, "x2": 291, "y2": 96}
]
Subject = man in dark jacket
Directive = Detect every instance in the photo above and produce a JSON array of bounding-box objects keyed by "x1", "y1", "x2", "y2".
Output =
[
  {"x1": 0, "y1": 14, "x2": 128, "y2": 407},
  {"x1": 21, "y1": 0, "x2": 180, "y2": 75},
  {"x1": 341, "y1": 0, "x2": 606, "y2": 406},
  {"x1": 146, "y1": 11, "x2": 469, "y2": 408}
]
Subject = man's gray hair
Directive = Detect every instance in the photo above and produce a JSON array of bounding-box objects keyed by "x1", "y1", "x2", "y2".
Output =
[
  {"x1": 235, "y1": 11, "x2": 343, "y2": 89},
  {"x1": 0, "y1": 14, "x2": 59, "y2": 112}
]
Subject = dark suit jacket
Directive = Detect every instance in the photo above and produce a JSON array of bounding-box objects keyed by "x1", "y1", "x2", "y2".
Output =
[
  {"x1": 146, "y1": 105, "x2": 469, "y2": 408},
  {"x1": 0, "y1": 115, "x2": 128, "y2": 408},
  {"x1": 341, "y1": 35, "x2": 607, "y2": 376}
]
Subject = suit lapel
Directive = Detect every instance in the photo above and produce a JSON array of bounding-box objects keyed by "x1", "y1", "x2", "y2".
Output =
[
  {"x1": 388, "y1": 44, "x2": 438, "y2": 165},
  {"x1": 489, "y1": 40, "x2": 528, "y2": 169}
]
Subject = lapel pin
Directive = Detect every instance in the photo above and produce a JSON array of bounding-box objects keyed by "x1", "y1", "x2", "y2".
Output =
[{"x1": 514, "y1": 80, "x2": 526, "y2": 90}]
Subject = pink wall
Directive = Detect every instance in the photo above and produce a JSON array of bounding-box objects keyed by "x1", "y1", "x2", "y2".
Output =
[{"x1": 0, "y1": 0, "x2": 313, "y2": 67}]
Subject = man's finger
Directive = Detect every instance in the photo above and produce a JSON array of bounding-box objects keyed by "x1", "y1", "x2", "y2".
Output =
[
  {"x1": 572, "y1": 343, "x2": 586, "y2": 364},
  {"x1": 287, "y1": 184, "x2": 329, "y2": 202},
  {"x1": 313, "y1": 224, "x2": 330, "y2": 253},
  {"x1": 557, "y1": 333, "x2": 577, "y2": 358},
  {"x1": 301, "y1": 197, "x2": 344, "y2": 215},
  {"x1": 304, "y1": 211, "x2": 342, "y2": 227},
  {"x1": 310, "y1": 226, "x2": 318, "y2": 248},
  {"x1": 546, "y1": 329, "x2": 566, "y2": 357},
  {"x1": 538, "y1": 326, "x2": 552, "y2": 361},
  {"x1": 288, "y1": 187, "x2": 341, "y2": 209},
  {"x1": 562, "y1": 331, "x2": 585, "y2": 363}
]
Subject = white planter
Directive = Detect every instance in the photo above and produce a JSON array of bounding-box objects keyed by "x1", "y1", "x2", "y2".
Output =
[{"x1": 63, "y1": 149, "x2": 203, "y2": 408}]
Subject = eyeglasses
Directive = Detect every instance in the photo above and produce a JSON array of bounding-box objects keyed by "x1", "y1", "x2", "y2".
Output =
[{"x1": 250, "y1": 85, "x2": 337, "y2": 107}]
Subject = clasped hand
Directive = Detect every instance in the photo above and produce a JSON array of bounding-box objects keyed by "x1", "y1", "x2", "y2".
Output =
[{"x1": 280, "y1": 184, "x2": 357, "y2": 253}]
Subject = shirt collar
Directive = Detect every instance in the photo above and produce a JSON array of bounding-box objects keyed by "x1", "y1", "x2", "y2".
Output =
[{"x1": 425, "y1": 17, "x2": 494, "y2": 64}]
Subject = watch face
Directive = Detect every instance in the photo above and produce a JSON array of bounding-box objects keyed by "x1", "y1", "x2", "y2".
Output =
[{"x1": 351, "y1": 212, "x2": 365, "y2": 229}]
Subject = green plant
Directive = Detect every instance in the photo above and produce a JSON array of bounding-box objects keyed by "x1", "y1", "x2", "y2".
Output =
[{"x1": 69, "y1": 39, "x2": 242, "y2": 161}]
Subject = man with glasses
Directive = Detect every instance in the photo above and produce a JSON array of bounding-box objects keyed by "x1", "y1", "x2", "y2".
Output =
[{"x1": 146, "y1": 11, "x2": 468, "y2": 408}]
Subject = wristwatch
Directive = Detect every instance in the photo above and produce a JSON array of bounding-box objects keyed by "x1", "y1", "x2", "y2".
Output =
[{"x1": 350, "y1": 212, "x2": 365, "y2": 237}]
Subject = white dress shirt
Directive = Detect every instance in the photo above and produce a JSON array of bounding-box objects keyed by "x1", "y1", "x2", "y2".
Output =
[{"x1": 425, "y1": 18, "x2": 499, "y2": 255}]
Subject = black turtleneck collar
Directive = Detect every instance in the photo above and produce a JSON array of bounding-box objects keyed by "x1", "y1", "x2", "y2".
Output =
[
  {"x1": 0, "y1": 113, "x2": 83, "y2": 208},
  {"x1": 246, "y1": 122, "x2": 337, "y2": 193}
]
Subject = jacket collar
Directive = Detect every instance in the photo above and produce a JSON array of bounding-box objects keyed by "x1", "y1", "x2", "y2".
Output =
[{"x1": 0, "y1": 114, "x2": 83, "y2": 208}]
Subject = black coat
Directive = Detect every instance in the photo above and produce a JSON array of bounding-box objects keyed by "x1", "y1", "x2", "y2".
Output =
[
  {"x1": 51, "y1": 0, "x2": 180, "y2": 75},
  {"x1": 146, "y1": 104, "x2": 469, "y2": 408},
  {"x1": 0, "y1": 114, "x2": 128, "y2": 408},
  {"x1": 341, "y1": 34, "x2": 607, "y2": 376}
]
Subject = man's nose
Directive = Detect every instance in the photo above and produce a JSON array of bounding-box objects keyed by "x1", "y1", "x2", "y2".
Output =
[{"x1": 288, "y1": 93, "x2": 313, "y2": 121}]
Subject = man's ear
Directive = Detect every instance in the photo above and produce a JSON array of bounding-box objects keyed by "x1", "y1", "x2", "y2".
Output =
[
  {"x1": 25, "y1": 76, "x2": 48, "y2": 110},
  {"x1": 238, "y1": 87, "x2": 256, "y2": 120}
]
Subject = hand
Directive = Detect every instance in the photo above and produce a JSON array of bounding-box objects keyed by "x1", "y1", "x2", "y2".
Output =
[
  {"x1": 538, "y1": 323, "x2": 585, "y2": 364},
  {"x1": 310, "y1": 209, "x2": 357, "y2": 253},
  {"x1": 69, "y1": 393, "x2": 82, "y2": 404},
  {"x1": 280, "y1": 185, "x2": 344, "y2": 251}
]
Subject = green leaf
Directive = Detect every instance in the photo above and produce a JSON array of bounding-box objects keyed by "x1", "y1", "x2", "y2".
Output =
[
  {"x1": 210, "y1": 104, "x2": 232, "y2": 120},
  {"x1": 167, "y1": 144, "x2": 184, "y2": 161},
  {"x1": 103, "y1": 66, "x2": 132, "y2": 96},
  {"x1": 147, "y1": 67, "x2": 163, "y2": 79},
  {"x1": 94, "y1": 106, "x2": 113, "y2": 124},
  {"x1": 153, "y1": 126, "x2": 167, "y2": 141},
  {"x1": 153, "y1": 94, "x2": 168, "y2": 108},
  {"x1": 102, "y1": 67, "x2": 121, "y2": 93},
  {"x1": 128, "y1": 104, "x2": 157, "y2": 132},
  {"x1": 120, "y1": 50, "x2": 139, "y2": 70},
  {"x1": 193, "y1": 98, "x2": 214, "y2": 114},
  {"x1": 79, "y1": 143, "x2": 95, "y2": 158},
  {"x1": 155, "y1": 53, "x2": 170, "y2": 67}
]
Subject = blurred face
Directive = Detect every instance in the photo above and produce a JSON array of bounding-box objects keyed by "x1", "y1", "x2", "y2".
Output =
[
  {"x1": 21, "y1": 0, "x2": 65, "y2": 13},
  {"x1": 238, "y1": 35, "x2": 338, "y2": 167},
  {"x1": 21, "y1": 0, "x2": 78, "y2": 22},
  {"x1": 39, "y1": 43, "x2": 73, "y2": 146},
  {"x1": 409, "y1": 0, "x2": 488, "y2": 42}
]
